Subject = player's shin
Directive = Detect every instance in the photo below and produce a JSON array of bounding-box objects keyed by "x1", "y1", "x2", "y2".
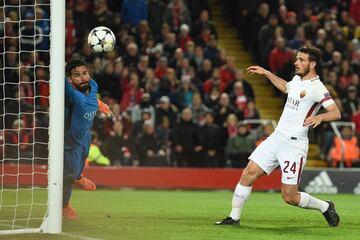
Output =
[
  {"x1": 298, "y1": 192, "x2": 329, "y2": 213},
  {"x1": 229, "y1": 184, "x2": 252, "y2": 220}
]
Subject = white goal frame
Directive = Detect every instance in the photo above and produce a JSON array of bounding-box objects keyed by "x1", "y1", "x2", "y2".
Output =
[{"x1": 0, "y1": 0, "x2": 65, "y2": 235}]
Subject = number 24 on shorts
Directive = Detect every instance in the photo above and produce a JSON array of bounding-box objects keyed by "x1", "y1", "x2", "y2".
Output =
[{"x1": 283, "y1": 161, "x2": 297, "y2": 174}]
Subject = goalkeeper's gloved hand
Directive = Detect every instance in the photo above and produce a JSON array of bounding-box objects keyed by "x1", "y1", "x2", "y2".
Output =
[{"x1": 97, "y1": 99, "x2": 113, "y2": 118}]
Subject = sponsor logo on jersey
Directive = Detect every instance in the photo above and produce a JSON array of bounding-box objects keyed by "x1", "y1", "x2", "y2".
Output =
[
  {"x1": 84, "y1": 111, "x2": 97, "y2": 121},
  {"x1": 285, "y1": 97, "x2": 300, "y2": 111},
  {"x1": 305, "y1": 171, "x2": 338, "y2": 194}
]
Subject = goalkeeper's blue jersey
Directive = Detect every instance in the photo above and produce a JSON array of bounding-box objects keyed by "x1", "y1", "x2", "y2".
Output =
[{"x1": 64, "y1": 78, "x2": 98, "y2": 150}]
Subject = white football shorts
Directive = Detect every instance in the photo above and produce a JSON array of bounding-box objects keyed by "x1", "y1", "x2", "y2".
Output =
[{"x1": 249, "y1": 131, "x2": 308, "y2": 185}]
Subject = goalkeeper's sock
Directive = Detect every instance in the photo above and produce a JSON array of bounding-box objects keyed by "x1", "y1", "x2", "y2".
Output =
[
  {"x1": 298, "y1": 192, "x2": 330, "y2": 213},
  {"x1": 229, "y1": 184, "x2": 252, "y2": 221}
]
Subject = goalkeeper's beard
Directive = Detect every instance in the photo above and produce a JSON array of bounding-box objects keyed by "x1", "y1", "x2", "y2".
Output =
[{"x1": 76, "y1": 82, "x2": 90, "y2": 93}]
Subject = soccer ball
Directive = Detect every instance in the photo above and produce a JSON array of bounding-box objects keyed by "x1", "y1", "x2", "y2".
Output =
[{"x1": 87, "y1": 26, "x2": 116, "y2": 53}]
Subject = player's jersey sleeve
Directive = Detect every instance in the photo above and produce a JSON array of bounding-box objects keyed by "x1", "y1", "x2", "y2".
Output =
[
  {"x1": 312, "y1": 81, "x2": 335, "y2": 108},
  {"x1": 65, "y1": 78, "x2": 77, "y2": 105}
]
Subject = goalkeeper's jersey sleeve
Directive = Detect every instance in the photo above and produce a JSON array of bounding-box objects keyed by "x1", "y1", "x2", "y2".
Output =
[{"x1": 64, "y1": 78, "x2": 98, "y2": 150}]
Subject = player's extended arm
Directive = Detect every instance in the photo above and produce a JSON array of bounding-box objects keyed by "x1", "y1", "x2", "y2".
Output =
[
  {"x1": 97, "y1": 99, "x2": 113, "y2": 118},
  {"x1": 303, "y1": 104, "x2": 341, "y2": 128},
  {"x1": 246, "y1": 66, "x2": 288, "y2": 94}
]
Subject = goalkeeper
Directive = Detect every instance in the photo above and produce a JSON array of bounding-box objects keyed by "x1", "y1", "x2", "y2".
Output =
[{"x1": 63, "y1": 58, "x2": 111, "y2": 220}]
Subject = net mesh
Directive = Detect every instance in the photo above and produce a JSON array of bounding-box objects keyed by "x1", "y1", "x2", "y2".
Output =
[{"x1": 0, "y1": 0, "x2": 50, "y2": 231}]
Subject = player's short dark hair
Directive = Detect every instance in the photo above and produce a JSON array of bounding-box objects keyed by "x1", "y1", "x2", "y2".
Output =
[
  {"x1": 298, "y1": 45, "x2": 322, "y2": 65},
  {"x1": 66, "y1": 57, "x2": 87, "y2": 77}
]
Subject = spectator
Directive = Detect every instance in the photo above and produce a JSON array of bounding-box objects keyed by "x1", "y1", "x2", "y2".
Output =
[
  {"x1": 230, "y1": 81, "x2": 248, "y2": 110},
  {"x1": 173, "y1": 74, "x2": 195, "y2": 110},
  {"x1": 136, "y1": 120, "x2": 167, "y2": 166},
  {"x1": 329, "y1": 126, "x2": 359, "y2": 167},
  {"x1": 131, "y1": 92, "x2": 156, "y2": 123},
  {"x1": 155, "y1": 56, "x2": 169, "y2": 79},
  {"x1": 120, "y1": 72, "x2": 143, "y2": 112},
  {"x1": 4, "y1": 119, "x2": 33, "y2": 160},
  {"x1": 123, "y1": 42, "x2": 140, "y2": 70},
  {"x1": 162, "y1": 0, "x2": 192, "y2": 32},
  {"x1": 219, "y1": 56, "x2": 236, "y2": 89},
  {"x1": 203, "y1": 68, "x2": 226, "y2": 94},
  {"x1": 148, "y1": 0, "x2": 166, "y2": 35},
  {"x1": 255, "y1": 122, "x2": 275, "y2": 146},
  {"x1": 244, "y1": 101, "x2": 261, "y2": 129},
  {"x1": 204, "y1": 35, "x2": 220, "y2": 65},
  {"x1": 302, "y1": 15, "x2": 321, "y2": 42},
  {"x1": 171, "y1": 108, "x2": 202, "y2": 167},
  {"x1": 191, "y1": 92, "x2": 209, "y2": 126},
  {"x1": 198, "y1": 58, "x2": 213, "y2": 83},
  {"x1": 349, "y1": 0, "x2": 360, "y2": 25},
  {"x1": 104, "y1": 120, "x2": 136, "y2": 166},
  {"x1": 342, "y1": 85, "x2": 360, "y2": 118},
  {"x1": 121, "y1": 0, "x2": 147, "y2": 27},
  {"x1": 203, "y1": 85, "x2": 220, "y2": 109},
  {"x1": 213, "y1": 93, "x2": 235, "y2": 127},
  {"x1": 225, "y1": 123, "x2": 255, "y2": 168},
  {"x1": 199, "y1": 112, "x2": 221, "y2": 167},
  {"x1": 156, "y1": 116, "x2": 172, "y2": 165},
  {"x1": 155, "y1": 96, "x2": 178, "y2": 127},
  {"x1": 163, "y1": 32, "x2": 179, "y2": 59},
  {"x1": 227, "y1": 69, "x2": 254, "y2": 101},
  {"x1": 94, "y1": 0, "x2": 115, "y2": 29},
  {"x1": 193, "y1": 9, "x2": 217, "y2": 39},
  {"x1": 283, "y1": 11, "x2": 298, "y2": 40},
  {"x1": 179, "y1": 24, "x2": 192, "y2": 50},
  {"x1": 268, "y1": 37, "x2": 293, "y2": 78},
  {"x1": 132, "y1": 109, "x2": 152, "y2": 138},
  {"x1": 258, "y1": 14, "x2": 279, "y2": 67},
  {"x1": 87, "y1": 132, "x2": 111, "y2": 166}
]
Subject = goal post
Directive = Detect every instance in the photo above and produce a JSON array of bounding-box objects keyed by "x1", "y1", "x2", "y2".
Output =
[
  {"x1": 43, "y1": 0, "x2": 65, "y2": 234},
  {"x1": 0, "y1": 0, "x2": 64, "y2": 235}
]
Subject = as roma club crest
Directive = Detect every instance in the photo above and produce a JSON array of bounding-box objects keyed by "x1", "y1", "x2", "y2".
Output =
[{"x1": 300, "y1": 90, "x2": 306, "y2": 98}]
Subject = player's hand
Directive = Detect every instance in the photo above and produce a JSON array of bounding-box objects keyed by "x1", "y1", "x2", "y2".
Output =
[
  {"x1": 97, "y1": 99, "x2": 114, "y2": 118},
  {"x1": 303, "y1": 115, "x2": 322, "y2": 128},
  {"x1": 246, "y1": 66, "x2": 268, "y2": 76}
]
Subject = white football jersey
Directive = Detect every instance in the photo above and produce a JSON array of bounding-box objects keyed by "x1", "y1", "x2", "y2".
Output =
[{"x1": 275, "y1": 75, "x2": 335, "y2": 138}]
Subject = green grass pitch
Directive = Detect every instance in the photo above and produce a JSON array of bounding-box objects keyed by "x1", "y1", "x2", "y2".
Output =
[{"x1": 1, "y1": 189, "x2": 360, "y2": 240}]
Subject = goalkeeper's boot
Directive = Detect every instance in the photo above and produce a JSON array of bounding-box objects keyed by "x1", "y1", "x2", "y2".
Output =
[
  {"x1": 322, "y1": 201, "x2": 340, "y2": 227},
  {"x1": 74, "y1": 177, "x2": 96, "y2": 191},
  {"x1": 63, "y1": 204, "x2": 78, "y2": 220},
  {"x1": 214, "y1": 217, "x2": 239, "y2": 225}
]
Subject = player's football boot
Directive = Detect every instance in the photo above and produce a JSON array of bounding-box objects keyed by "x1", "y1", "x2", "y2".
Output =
[
  {"x1": 63, "y1": 204, "x2": 78, "y2": 220},
  {"x1": 214, "y1": 217, "x2": 239, "y2": 225},
  {"x1": 74, "y1": 176, "x2": 96, "y2": 191},
  {"x1": 322, "y1": 201, "x2": 339, "y2": 227}
]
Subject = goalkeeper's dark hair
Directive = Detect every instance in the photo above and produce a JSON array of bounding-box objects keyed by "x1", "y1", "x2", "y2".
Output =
[
  {"x1": 66, "y1": 57, "x2": 87, "y2": 77},
  {"x1": 298, "y1": 45, "x2": 322, "y2": 66}
]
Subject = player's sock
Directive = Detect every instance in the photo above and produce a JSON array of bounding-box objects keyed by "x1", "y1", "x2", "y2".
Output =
[
  {"x1": 229, "y1": 184, "x2": 252, "y2": 220},
  {"x1": 298, "y1": 192, "x2": 329, "y2": 213}
]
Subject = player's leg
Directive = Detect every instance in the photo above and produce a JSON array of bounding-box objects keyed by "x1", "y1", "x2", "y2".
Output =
[
  {"x1": 216, "y1": 134, "x2": 279, "y2": 225},
  {"x1": 73, "y1": 146, "x2": 96, "y2": 191},
  {"x1": 63, "y1": 151, "x2": 78, "y2": 219},
  {"x1": 281, "y1": 183, "x2": 339, "y2": 227},
  {"x1": 279, "y1": 139, "x2": 339, "y2": 227}
]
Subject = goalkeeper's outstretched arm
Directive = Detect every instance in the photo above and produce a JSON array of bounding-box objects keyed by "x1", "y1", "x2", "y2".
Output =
[{"x1": 246, "y1": 65, "x2": 288, "y2": 94}]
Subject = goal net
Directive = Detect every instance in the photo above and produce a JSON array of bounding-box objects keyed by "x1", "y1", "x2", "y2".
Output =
[{"x1": 0, "y1": 0, "x2": 64, "y2": 234}]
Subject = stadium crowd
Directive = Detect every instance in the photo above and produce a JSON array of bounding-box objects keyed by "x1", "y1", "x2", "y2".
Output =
[{"x1": 0, "y1": 0, "x2": 359, "y2": 168}]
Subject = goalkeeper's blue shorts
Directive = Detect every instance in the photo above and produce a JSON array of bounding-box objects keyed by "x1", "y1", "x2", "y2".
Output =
[{"x1": 64, "y1": 144, "x2": 89, "y2": 181}]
